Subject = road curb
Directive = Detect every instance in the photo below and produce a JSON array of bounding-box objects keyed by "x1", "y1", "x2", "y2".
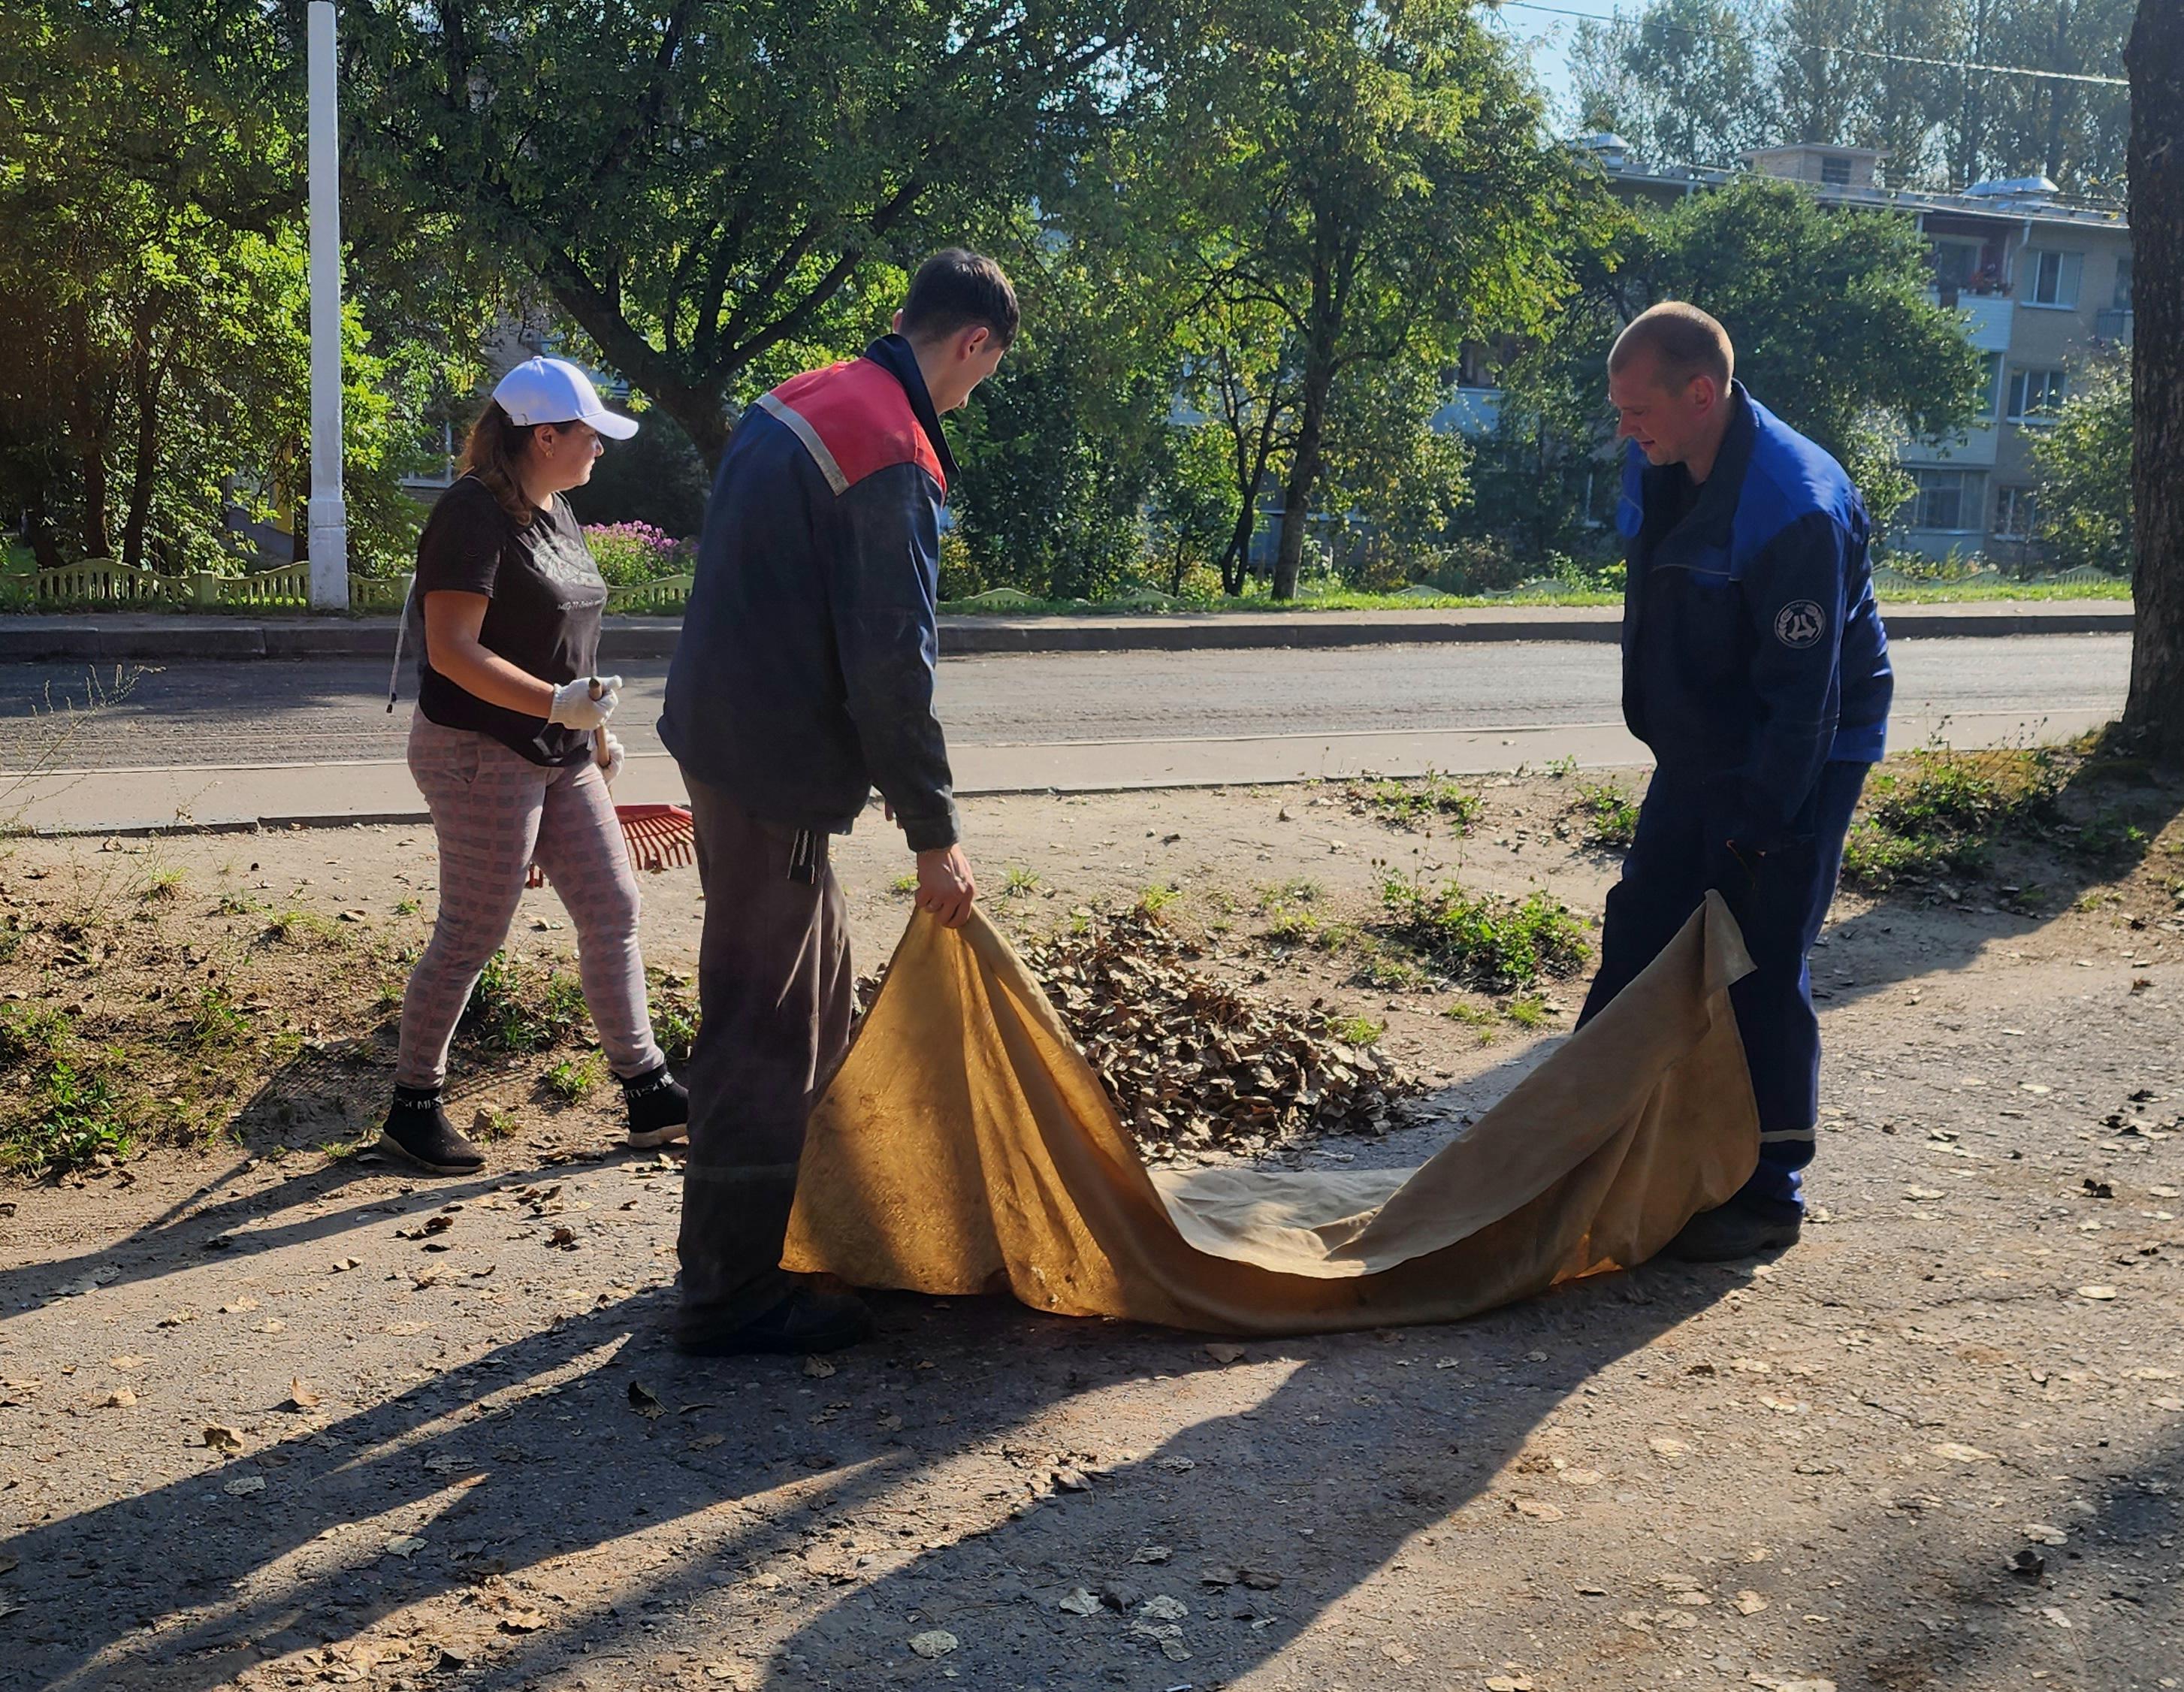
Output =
[{"x1": 0, "y1": 603, "x2": 2133, "y2": 663}]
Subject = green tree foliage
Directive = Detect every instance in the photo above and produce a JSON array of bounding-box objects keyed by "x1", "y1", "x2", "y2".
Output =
[
  {"x1": 346, "y1": 0, "x2": 1147, "y2": 467},
  {"x1": 1164, "y1": 0, "x2": 1574, "y2": 598},
  {"x1": 1, "y1": 5, "x2": 434, "y2": 575},
  {"x1": 2028, "y1": 352, "x2": 2131, "y2": 574},
  {"x1": 1464, "y1": 177, "x2": 1980, "y2": 546},
  {"x1": 1566, "y1": 0, "x2": 2131, "y2": 197},
  {"x1": 1569, "y1": 0, "x2": 1778, "y2": 166}
]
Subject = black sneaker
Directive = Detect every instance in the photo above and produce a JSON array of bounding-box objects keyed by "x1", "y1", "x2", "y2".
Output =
[
  {"x1": 377, "y1": 1086, "x2": 486, "y2": 1174},
  {"x1": 1663, "y1": 1198, "x2": 1802, "y2": 1262},
  {"x1": 621, "y1": 1063, "x2": 689, "y2": 1150},
  {"x1": 676, "y1": 1282, "x2": 875, "y2": 1357}
]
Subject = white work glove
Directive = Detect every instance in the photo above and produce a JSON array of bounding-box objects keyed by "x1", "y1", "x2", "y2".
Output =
[
  {"x1": 599, "y1": 730, "x2": 625, "y2": 788},
  {"x1": 547, "y1": 674, "x2": 623, "y2": 730}
]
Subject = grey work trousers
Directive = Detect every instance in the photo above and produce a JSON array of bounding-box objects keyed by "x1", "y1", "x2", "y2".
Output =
[{"x1": 674, "y1": 776, "x2": 854, "y2": 1336}]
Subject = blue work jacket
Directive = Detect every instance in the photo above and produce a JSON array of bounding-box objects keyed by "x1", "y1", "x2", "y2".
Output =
[{"x1": 1617, "y1": 383, "x2": 1892, "y2": 846}]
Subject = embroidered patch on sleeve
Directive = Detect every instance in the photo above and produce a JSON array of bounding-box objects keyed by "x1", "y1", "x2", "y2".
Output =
[{"x1": 1774, "y1": 600, "x2": 1826, "y2": 649}]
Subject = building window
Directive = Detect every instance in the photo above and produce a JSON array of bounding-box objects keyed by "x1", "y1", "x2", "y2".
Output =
[
  {"x1": 2114, "y1": 255, "x2": 2133, "y2": 310},
  {"x1": 1994, "y1": 485, "x2": 2038, "y2": 539},
  {"x1": 1910, "y1": 468, "x2": 1981, "y2": 532},
  {"x1": 2025, "y1": 249, "x2": 2082, "y2": 307},
  {"x1": 1821, "y1": 154, "x2": 1853, "y2": 186},
  {"x1": 2007, "y1": 367, "x2": 2068, "y2": 422}
]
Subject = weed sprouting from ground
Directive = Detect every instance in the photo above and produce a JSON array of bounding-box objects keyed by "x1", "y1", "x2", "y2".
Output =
[
  {"x1": 1376, "y1": 875, "x2": 1591, "y2": 993},
  {"x1": 1573, "y1": 781, "x2": 1641, "y2": 849},
  {"x1": 1001, "y1": 865, "x2": 1044, "y2": 898},
  {"x1": 1346, "y1": 772, "x2": 1483, "y2": 832},
  {"x1": 543, "y1": 1053, "x2": 603, "y2": 1101},
  {"x1": 890, "y1": 873, "x2": 918, "y2": 896},
  {"x1": 1137, "y1": 883, "x2": 1180, "y2": 919},
  {"x1": 186, "y1": 985, "x2": 249, "y2": 1050},
  {"x1": 1326, "y1": 1014, "x2": 1385, "y2": 1047},
  {"x1": 459, "y1": 950, "x2": 588, "y2": 1054},
  {"x1": 10, "y1": 1061, "x2": 132, "y2": 1174},
  {"x1": 140, "y1": 866, "x2": 185, "y2": 903},
  {"x1": 0, "y1": 1002, "x2": 69, "y2": 1070},
  {"x1": 1844, "y1": 748, "x2": 2062, "y2": 893}
]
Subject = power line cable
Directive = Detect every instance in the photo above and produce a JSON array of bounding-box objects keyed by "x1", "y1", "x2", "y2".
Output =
[{"x1": 1491, "y1": 0, "x2": 2129, "y2": 87}]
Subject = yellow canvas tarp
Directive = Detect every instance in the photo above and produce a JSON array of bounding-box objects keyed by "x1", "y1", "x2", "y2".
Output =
[{"x1": 784, "y1": 893, "x2": 1759, "y2": 1335}]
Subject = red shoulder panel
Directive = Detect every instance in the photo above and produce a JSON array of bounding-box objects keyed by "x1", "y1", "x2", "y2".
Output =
[{"x1": 766, "y1": 358, "x2": 947, "y2": 497}]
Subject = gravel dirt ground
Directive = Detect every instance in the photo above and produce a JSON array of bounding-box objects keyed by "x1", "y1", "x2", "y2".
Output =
[{"x1": 2, "y1": 754, "x2": 2182, "y2": 1692}]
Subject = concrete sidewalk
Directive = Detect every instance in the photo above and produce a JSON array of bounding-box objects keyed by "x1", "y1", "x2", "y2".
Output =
[
  {"x1": 0, "y1": 597, "x2": 2133, "y2": 663},
  {"x1": 7, "y1": 702, "x2": 2117, "y2": 836}
]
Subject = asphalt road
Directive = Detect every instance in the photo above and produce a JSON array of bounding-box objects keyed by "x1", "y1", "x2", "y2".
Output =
[{"x1": 0, "y1": 634, "x2": 2131, "y2": 775}]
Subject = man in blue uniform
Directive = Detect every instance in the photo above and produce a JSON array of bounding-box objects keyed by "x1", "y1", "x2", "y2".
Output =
[{"x1": 1577, "y1": 302, "x2": 1892, "y2": 1261}]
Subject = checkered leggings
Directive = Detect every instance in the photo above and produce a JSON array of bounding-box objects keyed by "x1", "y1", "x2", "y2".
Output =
[{"x1": 395, "y1": 714, "x2": 665, "y2": 1090}]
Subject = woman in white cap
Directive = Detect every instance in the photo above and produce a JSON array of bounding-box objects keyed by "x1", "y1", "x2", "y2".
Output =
[{"x1": 381, "y1": 356, "x2": 687, "y2": 1173}]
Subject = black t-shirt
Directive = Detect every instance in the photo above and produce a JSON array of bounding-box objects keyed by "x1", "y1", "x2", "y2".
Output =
[{"x1": 412, "y1": 475, "x2": 606, "y2": 766}]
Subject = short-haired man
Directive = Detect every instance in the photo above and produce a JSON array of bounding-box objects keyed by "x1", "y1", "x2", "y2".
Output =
[
  {"x1": 660, "y1": 249, "x2": 1017, "y2": 1352},
  {"x1": 1579, "y1": 301, "x2": 1892, "y2": 1261}
]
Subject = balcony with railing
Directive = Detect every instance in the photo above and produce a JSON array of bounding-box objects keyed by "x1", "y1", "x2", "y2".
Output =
[{"x1": 1928, "y1": 288, "x2": 2016, "y2": 351}]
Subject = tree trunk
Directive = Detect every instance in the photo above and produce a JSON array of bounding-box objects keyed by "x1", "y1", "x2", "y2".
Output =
[
  {"x1": 2122, "y1": 0, "x2": 2184, "y2": 751},
  {"x1": 120, "y1": 339, "x2": 168, "y2": 572},
  {"x1": 1270, "y1": 387, "x2": 1326, "y2": 601}
]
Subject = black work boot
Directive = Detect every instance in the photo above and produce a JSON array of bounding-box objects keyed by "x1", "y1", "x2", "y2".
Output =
[
  {"x1": 675, "y1": 1163, "x2": 873, "y2": 1355},
  {"x1": 620, "y1": 1062, "x2": 690, "y2": 1150},
  {"x1": 378, "y1": 1084, "x2": 485, "y2": 1175},
  {"x1": 1663, "y1": 1196, "x2": 1802, "y2": 1262}
]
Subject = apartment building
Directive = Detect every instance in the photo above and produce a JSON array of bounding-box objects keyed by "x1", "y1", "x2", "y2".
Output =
[{"x1": 1452, "y1": 136, "x2": 2134, "y2": 563}]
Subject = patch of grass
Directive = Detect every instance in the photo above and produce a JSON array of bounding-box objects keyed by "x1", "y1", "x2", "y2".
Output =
[
  {"x1": 1376, "y1": 875, "x2": 1591, "y2": 994},
  {"x1": 648, "y1": 976, "x2": 698, "y2": 1066},
  {"x1": 1504, "y1": 995, "x2": 1554, "y2": 1029},
  {"x1": 394, "y1": 896, "x2": 421, "y2": 916},
  {"x1": 1326, "y1": 1014, "x2": 1385, "y2": 1047},
  {"x1": 1349, "y1": 772, "x2": 1483, "y2": 832},
  {"x1": 0, "y1": 1002, "x2": 70, "y2": 1070},
  {"x1": 186, "y1": 984, "x2": 250, "y2": 1050},
  {"x1": 1001, "y1": 865, "x2": 1044, "y2": 898},
  {"x1": 261, "y1": 906, "x2": 342, "y2": 947},
  {"x1": 1442, "y1": 1001, "x2": 1497, "y2": 1044},
  {"x1": 890, "y1": 872, "x2": 919, "y2": 896},
  {"x1": 0, "y1": 920, "x2": 19, "y2": 964},
  {"x1": 543, "y1": 1053, "x2": 603, "y2": 1101},
  {"x1": 1844, "y1": 747, "x2": 2062, "y2": 893},
  {"x1": 1543, "y1": 754, "x2": 1579, "y2": 779},
  {"x1": 459, "y1": 950, "x2": 588, "y2": 1054},
  {"x1": 472, "y1": 1107, "x2": 519, "y2": 1142},
  {"x1": 4, "y1": 1059, "x2": 133, "y2": 1177},
  {"x1": 1573, "y1": 781, "x2": 1640, "y2": 849},
  {"x1": 1137, "y1": 883, "x2": 1180, "y2": 919},
  {"x1": 1264, "y1": 906, "x2": 1319, "y2": 944},
  {"x1": 1352, "y1": 944, "x2": 1424, "y2": 990},
  {"x1": 373, "y1": 980, "x2": 404, "y2": 1015},
  {"x1": 2071, "y1": 809, "x2": 2148, "y2": 860},
  {"x1": 140, "y1": 866, "x2": 185, "y2": 903},
  {"x1": 1257, "y1": 878, "x2": 1323, "y2": 908},
  {"x1": 216, "y1": 892, "x2": 261, "y2": 917}
]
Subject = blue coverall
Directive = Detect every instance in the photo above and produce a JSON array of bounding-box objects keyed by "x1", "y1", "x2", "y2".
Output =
[{"x1": 1575, "y1": 383, "x2": 1893, "y2": 1217}]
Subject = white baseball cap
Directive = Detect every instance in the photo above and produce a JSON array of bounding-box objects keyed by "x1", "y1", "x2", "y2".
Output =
[{"x1": 491, "y1": 356, "x2": 639, "y2": 438}]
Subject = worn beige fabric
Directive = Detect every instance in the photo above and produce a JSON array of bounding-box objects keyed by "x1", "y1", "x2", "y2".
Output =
[{"x1": 783, "y1": 893, "x2": 1759, "y2": 1335}]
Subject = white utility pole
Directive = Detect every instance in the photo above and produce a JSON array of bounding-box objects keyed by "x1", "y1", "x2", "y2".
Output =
[{"x1": 305, "y1": 0, "x2": 349, "y2": 609}]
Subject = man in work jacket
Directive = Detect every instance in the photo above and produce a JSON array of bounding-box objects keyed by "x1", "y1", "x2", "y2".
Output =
[
  {"x1": 1576, "y1": 301, "x2": 1892, "y2": 1262},
  {"x1": 660, "y1": 249, "x2": 1016, "y2": 1354}
]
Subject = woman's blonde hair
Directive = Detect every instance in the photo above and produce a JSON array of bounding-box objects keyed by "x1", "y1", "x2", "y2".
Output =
[{"x1": 459, "y1": 401, "x2": 541, "y2": 525}]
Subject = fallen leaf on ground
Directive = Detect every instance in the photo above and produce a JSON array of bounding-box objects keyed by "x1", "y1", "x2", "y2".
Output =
[
  {"x1": 2077, "y1": 1285, "x2": 2118, "y2": 1301},
  {"x1": 1930, "y1": 1443, "x2": 1996, "y2": 1464},
  {"x1": 1734, "y1": 1590, "x2": 1770, "y2": 1615},
  {"x1": 282, "y1": 1379, "x2": 322, "y2": 1411},
  {"x1": 1131, "y1": 1545, "x2": 1173, "y2": 1564},
  {"x1": 202, "y1": 1424, "x2": 243, "y2": 1453},
  {"x1": 1205, "y1": 1343, "x2": 1246, "y2": 1364},
  {"x1": 1139, "y1": 1594, "x2": 1189, "y2": 1621},
  {"x1": 1648, "y1": 1437, "x2": 1688, "y2": 1459},
  {"x1": 331, "y1": 1258, "x2": 360, "y2": 1272},
  {"x1": 1059, "y1": 1588, "x2": 1100, "y2": 1615},
  {"x1": 908, "y1": 1630, "x2": 958, "y2": 1659},
  {"x1": 627, "y1": 1380, "x2": 664, "y2": 1419},
  {"x1": 1052, "y1": 1467, "x2": 1091, "y2": 1493},
  {"x1": 1485, "y1": 1677, "x2": 1536, "y2": 1691},
  {"x1": 802, "y1": 1357, "x2": 836, "y2": 1379},
  {"x1": 223, "y1": 1476, "x2": 265, "y2": 1496},
  {"x1": 1510, "y1": 1498, "x2": 1564, "y2": 1521},
  {"x1": 383, "y1": 1535, "x2": 427, "y2": 1558},
  {"x1": 103, "y1": 1388, "x2": 136, "y2": 1408},
  {"x1": 689, "y1": 1434, "x2": 726, "y2": 1452}
]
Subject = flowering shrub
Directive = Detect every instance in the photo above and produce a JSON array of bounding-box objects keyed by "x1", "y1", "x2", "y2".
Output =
[{"x1": 583, "y1": 521, "x2": 690, "y2": 585}]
